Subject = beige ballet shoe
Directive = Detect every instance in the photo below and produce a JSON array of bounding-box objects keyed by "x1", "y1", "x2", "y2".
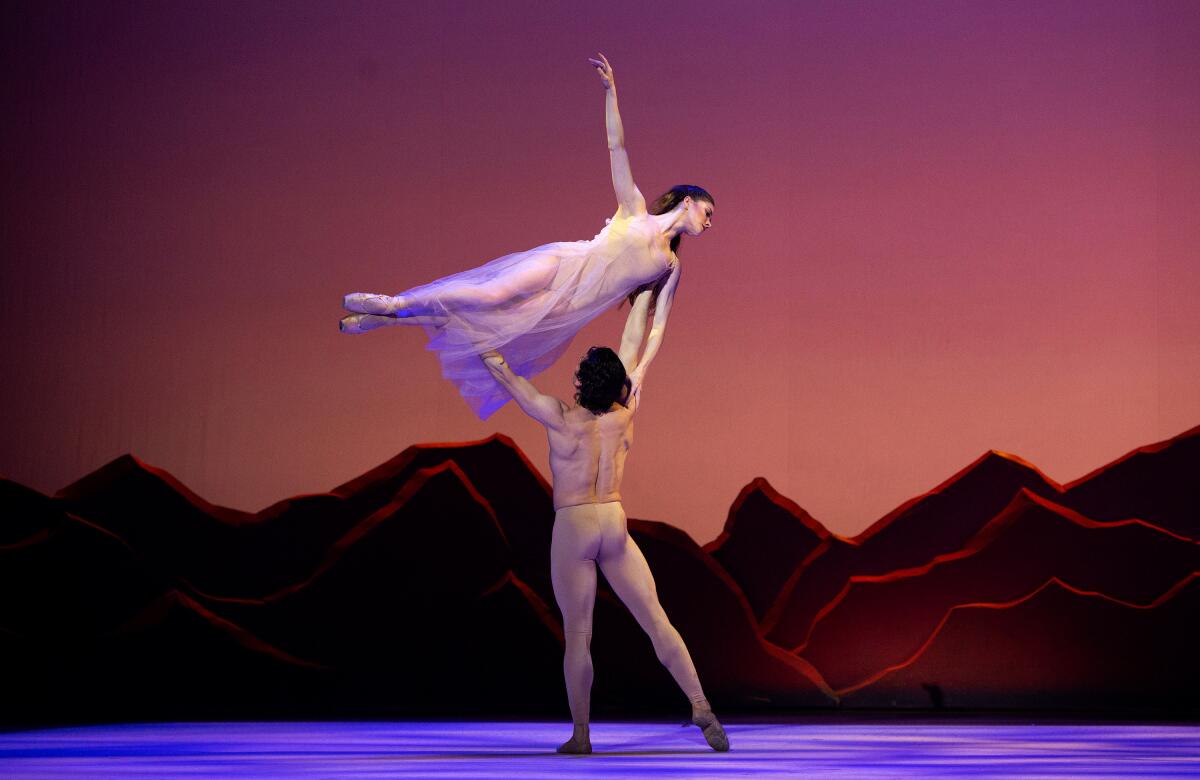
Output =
[
  {"x1": 343, "y1": 292, "x2": 400, "y2": 315},
  {"x1": 339, "y1": 314, "x2": 393, "y2": 334},
  {"x1": 691, "y1": 706, "x2": 730, "y2": 752},
  {"x1": 556, "y1": 734, "x2": 592, "y2": 754}
]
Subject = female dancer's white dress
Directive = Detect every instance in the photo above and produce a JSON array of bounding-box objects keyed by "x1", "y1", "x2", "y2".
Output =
[{"x1": 402, "y1": 211, "x2": 675, "y2": 419}]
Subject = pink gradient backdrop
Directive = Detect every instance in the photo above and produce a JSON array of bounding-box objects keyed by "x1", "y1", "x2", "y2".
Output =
[{"x1": 3, "y1": 1, "x2": 1197, "y2": 542}]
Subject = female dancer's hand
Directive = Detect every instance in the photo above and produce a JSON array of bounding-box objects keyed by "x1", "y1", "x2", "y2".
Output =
[{"x1": 588, "y1": 52, "x2": 614, "y2": 91}]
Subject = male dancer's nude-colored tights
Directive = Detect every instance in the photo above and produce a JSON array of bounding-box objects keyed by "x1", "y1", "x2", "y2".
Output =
[{"x1": 551, "y1": 501, "x2": 706, "y2": 723}]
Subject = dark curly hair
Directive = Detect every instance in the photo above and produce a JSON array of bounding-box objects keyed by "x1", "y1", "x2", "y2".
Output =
[
  {"x1": 574, "y1": 346, "x2": 628, "y2": 415},
  {"x1": 626, "y1": 184, "x2": 713, "y2": 306}
]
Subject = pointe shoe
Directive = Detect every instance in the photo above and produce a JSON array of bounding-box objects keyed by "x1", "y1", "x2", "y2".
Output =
[
  {"x1": 339, "y1": 314, "x2": 390, "y2": 334},
  {"x1": 344, "y1": 292, "x2": 400, "y2": 315}
]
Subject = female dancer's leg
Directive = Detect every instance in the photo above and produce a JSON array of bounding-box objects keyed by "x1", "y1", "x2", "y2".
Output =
[
  {"x1": 345, "y1": 254, "x2": 558, "y2": 316},
  {"x1": 338, "y1": 313, "x2": 447, "y2": 333}
]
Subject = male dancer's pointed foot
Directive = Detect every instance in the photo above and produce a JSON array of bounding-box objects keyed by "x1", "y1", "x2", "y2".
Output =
[
  {"x1": 691, "y1": 701, "x2": 730, "y2": 752},
  {"x1": 343, "y1": 292, "x2": 405, "y2": 315}
]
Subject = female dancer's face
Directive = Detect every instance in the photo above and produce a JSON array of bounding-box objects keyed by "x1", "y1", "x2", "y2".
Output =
[{"x1": 681, "y1": 197, "x2": 714, "y2": 236}]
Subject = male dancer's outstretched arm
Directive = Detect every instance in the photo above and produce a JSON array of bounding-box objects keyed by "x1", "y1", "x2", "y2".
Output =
[
  {"x1": 618, "y1": 288, "x2": 653, "y2": 374},
  {"x1": 618, "y1": 286, "x2": 665, "y2": 412},
  {"x1": 479, "y1": 352, "x2": 566, "y2": 428},
  {"x1": 481, "y1": 286, "x2": 656, "y2": 424},
  {"x1": 631, "y1": 263, "x2": 680, "y2": 390}
]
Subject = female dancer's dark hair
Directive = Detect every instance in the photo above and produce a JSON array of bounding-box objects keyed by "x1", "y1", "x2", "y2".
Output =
[
  {"x1": 574, "y1": 346, "x2": 629, "y2": 414},
  {"x1": 624, "y1": 184, "x2": 714, "y2": 306},
  {"x1": 650, "y1": 185, "x2": 715, "y2": 254}
]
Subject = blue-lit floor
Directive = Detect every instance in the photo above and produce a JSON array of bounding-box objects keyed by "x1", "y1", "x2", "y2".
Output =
[{"x1": 1, "y1": 719, "x2": 1197, "y2": 778}]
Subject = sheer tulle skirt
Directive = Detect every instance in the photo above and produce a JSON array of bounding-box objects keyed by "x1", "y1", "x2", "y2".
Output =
[{"x1": 401, "y1": 235, "x2": 631, "y2": 419}]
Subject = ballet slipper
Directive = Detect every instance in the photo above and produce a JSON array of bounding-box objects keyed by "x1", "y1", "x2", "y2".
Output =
[
  {"x1": 343, "y1": 292, "x2": 402, "y2": 315},
  {"x1": 556, "y1": 734, "x2": 592, "y2": 754},
  {"x1": 691, "y1": 704, "x2": 730, "y2": 752}
]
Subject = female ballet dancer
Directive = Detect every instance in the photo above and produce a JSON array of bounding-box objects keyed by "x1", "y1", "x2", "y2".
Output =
[
  {"x1": 478, "y1": 289, "x2": 729, "y2": 754},
  {"x1": 340, "y1": 53, "x2": 714, "y2": 419}
]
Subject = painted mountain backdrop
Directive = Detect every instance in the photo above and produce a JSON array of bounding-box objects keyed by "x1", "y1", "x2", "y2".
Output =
[{"x1": 1, "y1": 426, "x2": 1196, "y2": 725}]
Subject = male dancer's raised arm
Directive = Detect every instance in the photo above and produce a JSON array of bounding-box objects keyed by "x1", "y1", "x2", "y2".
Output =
[
  {"x1": 618, "y1": 288, "x2": 653, "y2": 373},
  {"x1": 632, "y1": 264, "x2": 679, "y2": 390},
  {"x1": 482, "y1": 285, "x2": 656, "y2": 423},
  {"x1": 479, "y1": 352, "x2": 566, "y2": 428},
  {"x1": 617, "y1": 286, "x2": 661, "y2": 413}
]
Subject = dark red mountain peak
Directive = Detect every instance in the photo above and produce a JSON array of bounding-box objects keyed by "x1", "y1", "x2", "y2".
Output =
[
  {"x1": 330, "y1": 432, "x2": 550, "y2": 498},
  {"x1": 850, "y1": 448, "x2": 1064, "y2": 545},
  {"x1": 707, "y1": 477, "x2": 831, "y2": 550},
  {"x1": 1064, "y1": 423, "x2": 1200, "y2": 490},
  {"x1": 54, "y1": 453, "x2": 251, "y2": 526},
  {"x1": 966, "y1": 487, "x2": 1197, "y2": 551}
]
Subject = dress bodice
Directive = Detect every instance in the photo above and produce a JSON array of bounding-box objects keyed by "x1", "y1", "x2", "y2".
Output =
[{"x1": 590, "y1": 212, "x2": 674, "y2": 289}]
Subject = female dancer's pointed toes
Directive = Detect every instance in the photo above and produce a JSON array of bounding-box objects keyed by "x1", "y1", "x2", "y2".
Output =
[
  {"x1": 339, "y1": 314, "x2": 386, "y2": 334},
  {"x1": 344, "y1": 292, "x2": 401, "y2": 314}
]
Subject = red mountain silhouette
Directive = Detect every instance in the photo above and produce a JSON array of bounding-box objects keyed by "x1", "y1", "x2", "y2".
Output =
[
  {"x1": 55, "y1": 453, "x2": 252, "y2": 525},
  {"x1": 1061, "y1": 424, "x2": 1200, "y2": 540},
  {"x1": 838, "y1": 571, "x2": 1200, "y2": 710},
  {"x1": 761, "y1": 425, "x2": 1200, "y2": 650},
  {"x1": 0, "y1": 484, "x2": 167, "y2": 641},
  {"x1": 606, "y1": 517, "x2": 836, "y2": 707},
  {"x1": 547, "y1": 468, "x2": 836, "y2": 705},
  {"x1": 762, "y1": 449, "x2": 1066, "y2": 647},
  {"x1": 1, "y1": 478, "x2": 65, "y2": 545},
  {"x1": 88, "y1": 588, "x2": 331, "y2": 721},
  {"x1": 188, "y1": 462, "x2": 518, "y2": 661},
  {"x1": 191, "y1": 460, "x2": 568, "y2": 713},
  {"x1": 797, "y1": 489, "x2": 1199, "y2": 691},
  {"x1": 53, "y1": 454, "x2": 311, "y2": 595},
  {"x1": 323, "y1": 433, "x2": 557, "y2": 605},
  {"x1": 108, "y1": 589, "x2": 326, "y2": 668},
  {"x1": 3, "y1": 423, "x2": 1196, "y2": 720},
  {"x1": 0, "y1": 490, "x2": 316, "y2": 721},
  {"x1": 702, "y1": 478, "x2": 830, "y2": 621},
  {"x1": 48, "y1": 434, "x2": 558, "y2": 602}
]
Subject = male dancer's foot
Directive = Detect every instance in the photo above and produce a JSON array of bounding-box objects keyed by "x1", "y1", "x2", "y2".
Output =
[
  {"x1": 691, "y1": 699, "x2": 730, "y2": 752},
  {"x1": 343, "y1": 293, "x2": 407, "y2": 315},
  {"x1": 556, "y1": 723, "x2": 591, "y2": 754}
]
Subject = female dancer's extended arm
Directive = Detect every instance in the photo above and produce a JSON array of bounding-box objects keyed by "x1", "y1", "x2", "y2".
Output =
[
  {"x1": 589, "y1": 53, "x2": 646, "y2": 217},
  {"x1": 630, "y1": 261, "x2": 681, "y2": 386}
]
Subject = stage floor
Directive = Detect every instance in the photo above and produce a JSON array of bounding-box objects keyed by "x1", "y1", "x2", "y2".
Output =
[{"x1": 1, "y1": 718, "x2": 1197, "y2": 778}]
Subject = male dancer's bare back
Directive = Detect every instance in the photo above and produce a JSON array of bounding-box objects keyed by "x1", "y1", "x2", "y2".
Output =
[
  {"x1": 480, "y1": 289, "x2": 729, "y2": 755},
  {"x1": 544, "y1": 396, "x2": 633, "y2": 510}
]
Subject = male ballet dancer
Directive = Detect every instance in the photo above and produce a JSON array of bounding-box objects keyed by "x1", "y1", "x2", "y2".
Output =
[{"x1": 480, "y1": 289, "x2": 729, "y2": 754}]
